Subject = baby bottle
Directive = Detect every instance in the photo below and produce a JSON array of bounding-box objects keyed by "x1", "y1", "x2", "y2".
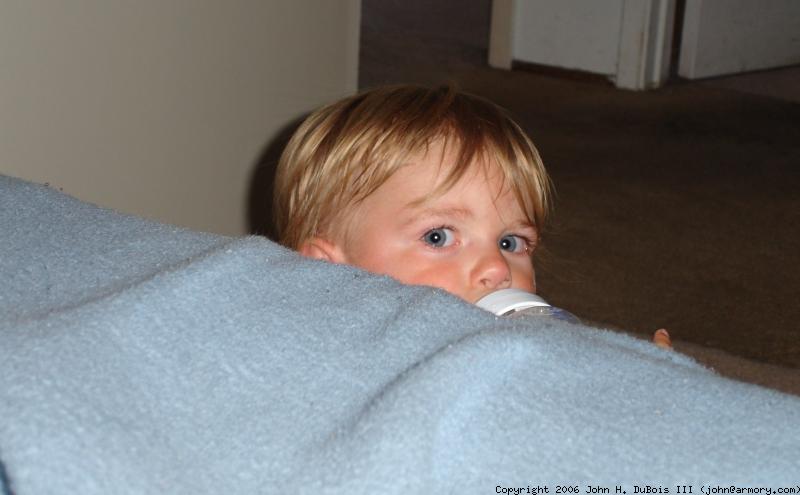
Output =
[{"x1": 475, "y1": 288, "x2": 580, "y2": 323}]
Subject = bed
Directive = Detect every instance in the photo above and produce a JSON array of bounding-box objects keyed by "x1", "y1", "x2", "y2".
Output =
[{"x1": 1, "y1": 174, "x2": 799, "y2": 493}]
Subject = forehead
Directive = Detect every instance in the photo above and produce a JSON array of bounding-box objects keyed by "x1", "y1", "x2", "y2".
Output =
[
  {"x1": 359, "y1": 143, "x2": 523, "y2": 225},
  {"x1": 398, "y1": 139, "x2": 520, "y2": 208}
]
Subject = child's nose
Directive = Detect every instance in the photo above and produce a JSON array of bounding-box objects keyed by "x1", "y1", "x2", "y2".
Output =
[{"x1": 472, "y1": 248, "x2": 511, "y2": 292}]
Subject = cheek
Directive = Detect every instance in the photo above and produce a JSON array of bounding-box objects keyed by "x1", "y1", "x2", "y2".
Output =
[
  {"x1": 511, "y1": 262, "x2": 536, "y2": 292},
  {"x1": 390, "y1": 258, "x2": 466, "y2": 294},
  {"x1": 395, "y1": 261, "x2": 452, "y2": 286},
  {"x1": 350, "y1": 252, "x2": 397, "y2": 278},
  {"x1": 342, "y1": 226, "x2": 403, "y2": 275},
  {"x1": 345, "y1": 240, "x2": 443, "y2": 287}
]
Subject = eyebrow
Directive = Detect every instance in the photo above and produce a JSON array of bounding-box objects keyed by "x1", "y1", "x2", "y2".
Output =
[
  {"x1": 507, "y1": 220, "x2": 537, "y2": 232},
  {"x1": 413, "y1": 206, "x2": 473, "y2": 219},
  {"x1": 401, "y1": 204, "x2": 537, "y2": 234},
  {"x1": 399, "y1": 205, "x2": 472, "y2": 227}
]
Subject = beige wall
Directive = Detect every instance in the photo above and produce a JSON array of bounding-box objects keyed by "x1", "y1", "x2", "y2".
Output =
[{"x1": 0, "y1": 0, "x2": 360, "y2": 235}]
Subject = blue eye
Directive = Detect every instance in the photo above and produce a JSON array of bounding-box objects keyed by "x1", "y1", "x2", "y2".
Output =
[
  {"x1": 422, "y1": 228, "x2": 454, "y2": 248},
  {"x1": 499, "y1": 235, "x2": 526, "y2": 253}
]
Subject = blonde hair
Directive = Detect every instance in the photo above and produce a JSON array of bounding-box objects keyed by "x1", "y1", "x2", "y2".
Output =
[{"x1": 273, "y1": 84, "x2": 551, "y2": 250}]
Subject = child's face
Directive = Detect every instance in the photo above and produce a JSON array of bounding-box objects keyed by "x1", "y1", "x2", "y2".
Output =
[{"x1": 303, "y1": 141, "x2": 537, "y2": 304}]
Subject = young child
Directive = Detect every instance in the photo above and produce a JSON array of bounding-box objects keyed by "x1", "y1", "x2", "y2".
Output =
[{"x1": 272, "y1": 84, "x2": 670, "y2": 348}]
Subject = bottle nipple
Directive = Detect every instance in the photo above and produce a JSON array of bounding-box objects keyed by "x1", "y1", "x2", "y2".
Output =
[{"x1": 475, "y1": 288, "x2": 580, "y2": 323}]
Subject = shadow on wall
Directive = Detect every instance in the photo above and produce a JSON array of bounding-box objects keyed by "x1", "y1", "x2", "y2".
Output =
[{"x1": 246, "y1": 116, "x2": 308, "y2": 241}]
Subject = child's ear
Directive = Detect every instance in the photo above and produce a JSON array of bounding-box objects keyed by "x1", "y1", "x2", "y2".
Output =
[{"x1": 298, "y1": 237, "x2": 348, "y2": 264}]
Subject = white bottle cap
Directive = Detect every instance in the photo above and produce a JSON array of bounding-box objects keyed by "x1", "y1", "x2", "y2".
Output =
[{"x1": 475, "y1": 288, "x2": 551, "y2": 316}]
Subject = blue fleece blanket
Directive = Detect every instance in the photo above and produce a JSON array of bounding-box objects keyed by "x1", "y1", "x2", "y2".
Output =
[{"x1": 1, "y1": 174, "x2": 799, "y2": 493}]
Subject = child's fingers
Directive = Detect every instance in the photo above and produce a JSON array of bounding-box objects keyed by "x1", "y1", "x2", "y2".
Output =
[{"x1": 653, "y1": 328, "x2": 672, "y2": 350}]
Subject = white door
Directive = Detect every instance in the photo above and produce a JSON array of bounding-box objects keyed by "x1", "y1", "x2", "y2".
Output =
[
  {"x1": 489, "y1": 0, "x2": 677, "y2": 90},
  {"x1": 679, "y1": 0, "x2": 800, "y2": 79}
]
